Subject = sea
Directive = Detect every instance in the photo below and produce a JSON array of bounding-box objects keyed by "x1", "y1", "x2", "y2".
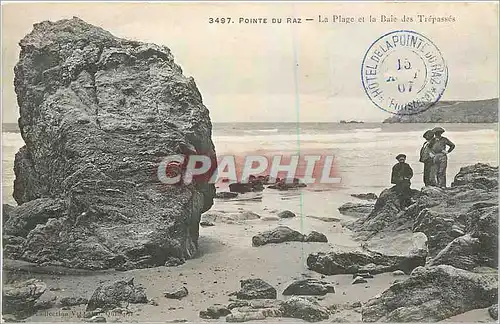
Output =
[{"x1": 2, "y1": 122, "x2": 498, "y2": 220}]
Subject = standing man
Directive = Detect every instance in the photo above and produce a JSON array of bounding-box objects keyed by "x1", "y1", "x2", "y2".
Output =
[
  {"x1": 419, "y1": 130, "x2": 436, "y2": 186},
  {"x1": 391, "y1": 154, "x2": 414, "y2": 209},
  {"x1": 430, "y1": 127, "x2": 455, "y2": 188}
]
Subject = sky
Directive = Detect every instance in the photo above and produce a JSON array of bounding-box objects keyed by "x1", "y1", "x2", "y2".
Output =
[{"x1": 1, "y1": 2, "x2": 499, "y2": 122}]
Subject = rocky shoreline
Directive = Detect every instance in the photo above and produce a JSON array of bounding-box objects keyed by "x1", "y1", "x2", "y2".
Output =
[{"x1": 3, "y1": 163, "x2": 498, "y2": 322}]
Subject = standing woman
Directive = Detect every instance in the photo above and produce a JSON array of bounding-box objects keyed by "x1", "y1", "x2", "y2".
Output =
[
  {"x1": 430, "y1": 127, "x2": 456, "y2": 188},
  {"x1": 419, "y1": 130, "x2": 436, "y2": 186}
]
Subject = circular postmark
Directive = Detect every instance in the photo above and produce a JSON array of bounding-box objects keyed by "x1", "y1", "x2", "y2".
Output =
[{"x1": 361, "y1": 30, "x2": 448, "y2": 115}]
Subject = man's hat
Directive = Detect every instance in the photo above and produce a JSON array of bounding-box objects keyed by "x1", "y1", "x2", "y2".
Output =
[
  {"x1": 432, "y1": 126, "x2": 445, "y2": 134},
  {"x1": 396, "y1": 154, "x2": 406, "y2": 160},
  {"x1": 423, "y1": 130, "x2": 434, "y2": 139}
]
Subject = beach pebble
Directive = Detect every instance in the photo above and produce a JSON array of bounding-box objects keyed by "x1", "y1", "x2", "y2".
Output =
[
  {"x1": 277, "y1": 210, "x2": 296, "y2": 218},
  {"x1": 200, "y1": 220, "x2": 215, "y2": 227},
  {"x1": 226, "y1": 310, "x2": 266, "y2": 322},
  {"x1": 352, "y1": 271, "x2": 373, "y2": 279},
  {"x1": 392, "y1": 270, "x2": 405, "y2": 276},
  {"x1": 199, "y1": 305, "x2": 231, "y2": 319},
  {"x1": 163, "y1": 287, "x2": 188, "y2": 299},
  {"x1": 164, "y1": 257, "x2": 185, "y2": 267},
  {"x1": 351, "y1": 276, "x2": 367, "y2": 285},
  {"x1": 60, "y1": 296, "x2": 88, "y2": 307}
]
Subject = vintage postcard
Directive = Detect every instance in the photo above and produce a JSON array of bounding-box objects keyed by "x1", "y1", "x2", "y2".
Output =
[{"x1": 1, "y1": 1, "x2": 498, "y2": 323}]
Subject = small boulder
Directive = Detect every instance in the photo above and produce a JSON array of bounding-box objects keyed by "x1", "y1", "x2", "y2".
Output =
[
  {"x1": 86, "y1": 279, "x2": 147, "y2": 312},
  {"x1": 199, "y1": 305, "x2": 231, "y2": 319},
  {"x1": 236, "y1": 279, "x2": 277, "y2": 300},
  {"x1": 282, "y1": 279, "x2": 335, "y2": 296},
  {"x1": 252, "y1": 226, "x2": 305, "y2": 247},
  {"x1": 280, "y1": 296, "x2": 330, "y2": 322},
  {"x1": 163, "y1": 287, "x2": 188, "y2": 299},
  {"x1": 305, "y1": 231, "x2": 328, "y2": 243},
  {"x1": 392, "y1": 270, "x2": 405, "y2": 276},
  {"x1": 277, "y1": 210, "x2": 296, "y2": 219}
]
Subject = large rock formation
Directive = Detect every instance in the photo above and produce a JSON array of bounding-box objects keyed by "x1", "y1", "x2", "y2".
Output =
[
  {"x1": 347, "y1": 163, "x2": 498, "y2": 268},
  {"x1": 362, "y1": 265, "x2": 498, "y2": 322},
  {"x1": 337, "y1": 164, "x2": 499, "y2": 321},
  {"x1": 6, "y1": 17, "x2": 216, "y2": 270}
]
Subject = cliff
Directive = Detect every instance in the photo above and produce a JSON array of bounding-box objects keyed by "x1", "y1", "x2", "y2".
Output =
[
  {"x1": 383, "y1": 98, "x2": 498, "y2": 123},
  {"x1": 3, "y1": 17, "x2": 216, "y2": 270}
]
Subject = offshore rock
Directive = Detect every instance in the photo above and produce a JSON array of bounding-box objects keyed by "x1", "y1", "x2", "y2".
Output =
[{"x1": 10, "y1": 17, "x2": 215, "y2": 269}]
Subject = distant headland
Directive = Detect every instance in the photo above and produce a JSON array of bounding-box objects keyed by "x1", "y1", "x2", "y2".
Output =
[{"x1": 383, "y1": 98, "x2": 498, "y2": 123}]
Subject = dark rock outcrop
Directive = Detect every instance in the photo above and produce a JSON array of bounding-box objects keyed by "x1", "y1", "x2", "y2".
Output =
[
  {"x1": 338, "y1": 202, "x2": 375, "y2": 217},
  {"x1": 236, "y1": 279, "x2": 277, "y2": 300},
  {"x1": 451, "y1": 163, "x2": 498, "y2": 189},
  {"x1": 199, "y1": 305, "x2": 231, "y2": 319},
  {"x1": 60, "y1": 296, "x2": 88, "y2": 307},
  {"x1": 252, "y1": 226, "x2": 305, "y2": 246},
  {"x1": 351, "y1": 193, "x2": 378, "y2": 201},
  {"x1": 86, "y1": 279, "x2": 147, "y2": 312},
  {"x1": 252, "y1": 226, "x2": 328, "y2": 247},
  {"x1": 9, "y1": 17, "x2": 215, "y2": 269},
  {"x1": 305, "y1": 231, "x2": 328, "y2": 243},
  {"x1": 277, "y1": 210, "x2": 295, "y2": 218},
  {"x1": 282, "y1": 279, "x2": 335, "y2": 296},
  {"x1": 488, "y1": 304, "x2": 498, "y2": 320},
  {"x1": 2, "y1": 204, "x2": 16, "y2": 224},
  {"x1": 215, "y1": 192, "x2": 239, "y2": 199},
  {"x1": 347, "y1": 164, "x2": 498, "y2": 270},
  {"x1": 307, "y1": 248, "x2": 425, "y2": 276},
  {"x1": 2, "y1": 279, "x2": 47, "y2": 318},
  {"x1": 361, "y1": 265, "x2": 498, "y2": 322}
]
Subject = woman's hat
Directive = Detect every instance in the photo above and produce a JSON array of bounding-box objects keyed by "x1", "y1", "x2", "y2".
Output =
[
  {"x1": 396, "y1": 154, "x2": 406, "y2": 160},
  {"x1": 432, "y1": 126, "x2": 445, "y2": 134},
  {"x1": 423, "y1": 130, "x2": 434, "y2": 138}
]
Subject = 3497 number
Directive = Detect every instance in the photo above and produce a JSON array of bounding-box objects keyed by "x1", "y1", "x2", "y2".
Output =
[{"x1": 208, "y1": 17, "x2": 232, "y2": 24}]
